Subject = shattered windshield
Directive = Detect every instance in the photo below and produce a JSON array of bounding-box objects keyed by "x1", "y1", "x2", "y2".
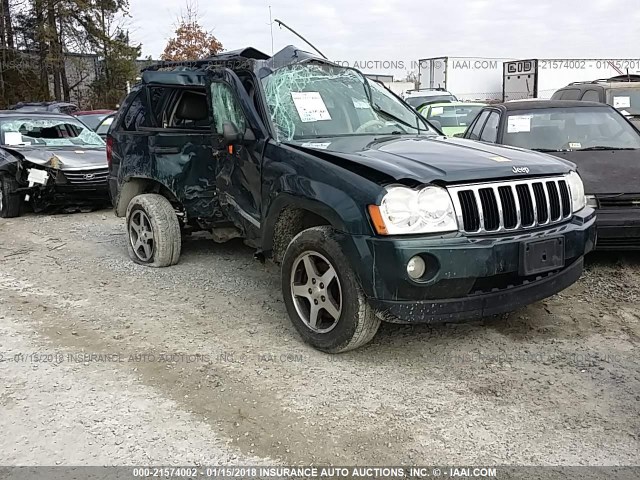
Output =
[
  {"x1": 0, "y1": 116, "x2": 105, "y2": 147},
  {"x1": 262, "y1": 63, "x2": 432, "y2": 141}
]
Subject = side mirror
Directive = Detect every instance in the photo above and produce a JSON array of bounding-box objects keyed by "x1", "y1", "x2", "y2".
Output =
[
  {"x1": 222, "y1": 122, "x2": 256, "y2": 146},
  {"x1": 429, "y1": 119, "x2": 442, "y2": 130}
]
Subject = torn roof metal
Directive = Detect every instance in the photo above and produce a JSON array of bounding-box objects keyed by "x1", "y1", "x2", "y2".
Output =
[{"x1": 140, "y1": 45, "x2": 333, "y2": 77}]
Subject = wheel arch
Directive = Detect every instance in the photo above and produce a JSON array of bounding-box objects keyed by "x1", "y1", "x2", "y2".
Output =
[
  {"x1": 264, "y1": 194, "x2": 347, "y2": 264},
  {"x1": 115, "y1": 177, "x2": 181, "y2": 217}
]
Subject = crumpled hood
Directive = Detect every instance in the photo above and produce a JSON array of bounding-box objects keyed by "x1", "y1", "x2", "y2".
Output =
[
  {"x1": 1, "y1": 146, "x2": 107, "y2": 170},
  {"x1": 288, "y1": 135, "x2": 573, "y2": 184}
]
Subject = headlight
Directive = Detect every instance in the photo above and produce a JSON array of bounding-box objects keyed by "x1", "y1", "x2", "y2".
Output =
[
  {"x1": 566, "y1": 171, "x2": 586, "y2": 213},
  {"x1": 370, "y1": 186, "x2": 458, "y2": 235}
]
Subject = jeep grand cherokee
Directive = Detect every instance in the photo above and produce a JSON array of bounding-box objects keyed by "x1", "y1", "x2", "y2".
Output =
[{"x1": 107, "y1": 46, "x2": 596, "y2": 352}]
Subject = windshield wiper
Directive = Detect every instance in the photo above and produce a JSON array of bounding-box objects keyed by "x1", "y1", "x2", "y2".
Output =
[
  {"x1": 531, "y1": 148, "x2": 566, "y2": 152},
  {"x1": 353, "y1": 69, "x2": 422, "y2": 134},
  {"x1": 370, "y1": 103, "x2": 418, "y2": 133},
  {"x1": 576, "y1": 146, "x2": 638, "y2": 151}
]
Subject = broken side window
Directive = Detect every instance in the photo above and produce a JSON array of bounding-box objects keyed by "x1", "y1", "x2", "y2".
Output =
[
  {"x1": 210, "y1": 83, "x2": 247, "y2": 135},
  {"x1": 122, "y1": 93, "x2": 148, "y2": 132}
]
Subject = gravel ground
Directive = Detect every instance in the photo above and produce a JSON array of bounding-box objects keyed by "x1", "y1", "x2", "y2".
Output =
[{"x1": 0, "y1": 210, "x2": 639, "y2": 466}]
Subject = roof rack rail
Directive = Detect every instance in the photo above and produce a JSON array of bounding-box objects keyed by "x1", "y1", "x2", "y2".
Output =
[
  {"x1": 405, "y1": 87, "x2": 447, "y2": 93},
  {"x1": 567, "y1": 74, "x2": 640, "y2": 86}
]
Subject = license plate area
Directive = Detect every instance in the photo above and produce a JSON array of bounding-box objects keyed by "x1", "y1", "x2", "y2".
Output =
[{"x1": 519, "y1": 237, "x2": 565, "y2": 276}]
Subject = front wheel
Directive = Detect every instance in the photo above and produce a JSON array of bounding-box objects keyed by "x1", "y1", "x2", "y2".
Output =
[
  {"x1": 125, "y1": 194, "x2": 181, "y2": 267},
  {"x1": 0, "y1": 174, "x2": 22, "y2": 218},
  {"x1": 281, "y1": 226, "x2": 381, "y2": 353}
]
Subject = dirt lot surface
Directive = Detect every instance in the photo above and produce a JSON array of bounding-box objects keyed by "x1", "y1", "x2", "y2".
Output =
[{"x1": 1, "y1": 210, "x2": 639, "y2": 466}]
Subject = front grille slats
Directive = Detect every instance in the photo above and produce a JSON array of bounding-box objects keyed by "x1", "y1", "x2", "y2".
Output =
[
  {"x1": 558, "y1": 180, "x2": 571, "y2": 216},
  {"x1": 62, "y1": 169, "x2": 108, "y2": 186},
  {"x1": 498, "y1": 186, "x2": 517, "y2": 229},
  {"x1": 449, "y1": 176, "x2": 572, "y2": 235},
  {"x1": 546, "y1": 181, "x2": 561, "y2": 221}
]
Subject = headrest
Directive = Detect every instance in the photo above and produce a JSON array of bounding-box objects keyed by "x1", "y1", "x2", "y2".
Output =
[{"x1": 175, "y1": 91, "x2": 208, "y2": 121}]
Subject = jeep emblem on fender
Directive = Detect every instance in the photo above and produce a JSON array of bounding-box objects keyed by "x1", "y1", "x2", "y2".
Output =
[
  {"x1": 512, "y1": 166, "x2": 530, "y2": 174},
  {"x1": 83, "y1": 173, "x2": 95, "y2": 180}
]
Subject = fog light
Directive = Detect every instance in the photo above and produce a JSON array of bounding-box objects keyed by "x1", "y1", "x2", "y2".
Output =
[
  {"x1": 586, "y1": 195, "x2": 598, "y2": 208},
  {"x1": 407, "y1": 256, "x2": 426, "y2": 279}
]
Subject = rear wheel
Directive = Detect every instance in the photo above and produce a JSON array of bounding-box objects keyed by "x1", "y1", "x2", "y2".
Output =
[
  {"x1": 126, "y1": 194, "x2": 181, "y2": 267},
  {"x1": 0, "y1": 174, "x2": 22, "y2": 218},
  {"x1": 281, "y1": 226, "x2": 381, "y2": 353}
]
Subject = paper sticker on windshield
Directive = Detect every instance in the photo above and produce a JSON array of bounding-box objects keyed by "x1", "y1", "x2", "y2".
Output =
[
  {"x1": 431, "y1": 107, "x2": 444, "y2": 116},
  {"x1": 352, "y1": 99, "x2": 369, "y2": 109},
  {"x1": 569, "y1": 142, "x2": 582, "y2": 149},
  {"x1": 291, "y1": 92, "x2": 332, "y2": 122},
  {"x1": 620, "y1": 109, "x2": 631, "y2": 116},
  {"x1": 613, "y1": 96, "x2": 631, "y2": 109},
  {"x1": 3, "y1": 131, "x2": 24, "y2": 145},
  {"x1": 301, "y1": 142, "x2": 331, "y2": 150},
  {"x1": 507, "y1": 115, "x2": 531, "y2": 133}
]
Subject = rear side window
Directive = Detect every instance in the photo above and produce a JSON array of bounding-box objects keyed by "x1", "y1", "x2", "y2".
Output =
[
  {"x1": 121, "y1": 92, "x2": 147, "y2": 131},
  {"x1": 149, "y1": 87, "x2": 173, "y2": 127},
  {"x1": 558, "y1": 89, "x2": 581, "y2": 100},
  {"x1": 550, "y1": 90, "x2": 563, "y2": 100},
  {"x1": 581, "y1": 90, "x2": 600, "y2": 102},
  {"x1": 468, "y1": 110, "x2": 490, "y2": 140},
  {"x1": 480, "y1": 112, "x2": 500, "y2": 143}
]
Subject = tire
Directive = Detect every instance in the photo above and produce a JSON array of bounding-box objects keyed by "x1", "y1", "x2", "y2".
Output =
[
  {"x1": 0, "y1": 174, "x2": 22, "y2": 218},
  {"x1": 281, "y1": 226, "x2": 381, "y2": 353},
  {"x1": 125, "y1": 194, "x2": 181, "y2": 267}
]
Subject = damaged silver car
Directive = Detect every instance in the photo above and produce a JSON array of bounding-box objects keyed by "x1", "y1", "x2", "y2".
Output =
[{"x1": 0, "y1": 111, "x2": 109, "y2": 218}]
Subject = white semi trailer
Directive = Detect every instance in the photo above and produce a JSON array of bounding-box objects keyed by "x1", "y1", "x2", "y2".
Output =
[
  {"x1": 503, "y1": 58, "x2": 640, "y2": 101},
  {"x1": 418, "y1": 56, "x2": 515, "y2": 102}
]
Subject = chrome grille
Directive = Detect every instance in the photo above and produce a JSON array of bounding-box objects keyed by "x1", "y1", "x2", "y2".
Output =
[
  {"x1": 62, "y1": 168, "x2": 109, "y2": 186},
  {"x1": 448, "y1": 176, "x2": 572, "y2": 235}
]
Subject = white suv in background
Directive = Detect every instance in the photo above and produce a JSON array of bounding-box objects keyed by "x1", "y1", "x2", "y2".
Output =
[{"x1": 403, "y1": 89, "x2": 458, "y2": 109}]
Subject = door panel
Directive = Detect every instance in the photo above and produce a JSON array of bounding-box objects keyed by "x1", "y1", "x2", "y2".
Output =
[
  {"x1": 148, "y1": 132, "x2": 224, "y2": 220},
  {"x1": 205, "y1": 68, "x2": 267, "y2": 244}
]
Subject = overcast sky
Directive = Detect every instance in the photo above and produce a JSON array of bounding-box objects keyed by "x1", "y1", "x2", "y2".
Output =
[{"x1": 129, "y1": 0, "x2": 640, "y2": 76}]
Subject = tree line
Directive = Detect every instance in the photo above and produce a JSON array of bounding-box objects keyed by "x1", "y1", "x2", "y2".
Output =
[{"x1": 0, "y1": 0, "x2": 224, "y2": 110}]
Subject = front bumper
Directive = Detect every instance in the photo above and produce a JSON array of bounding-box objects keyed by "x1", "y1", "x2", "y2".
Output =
[
  {"x1": 337, "y1": 208, "x2": 596, "y2": 324},
  {"x1": 594, "y1": 207, "x2": 640, "y2": 250},
  {"x1": 15, "y1": 168, "x2": 110, "y2": 207}
]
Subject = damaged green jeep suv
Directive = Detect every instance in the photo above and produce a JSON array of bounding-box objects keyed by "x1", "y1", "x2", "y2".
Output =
[{"x1": 108, "y1": 46, "x2": 596, "y2": 352}]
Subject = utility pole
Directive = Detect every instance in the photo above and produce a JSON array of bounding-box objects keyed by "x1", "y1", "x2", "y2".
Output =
[{"x1": 269, "y1": 6, "x2": 274, "y2": 56}]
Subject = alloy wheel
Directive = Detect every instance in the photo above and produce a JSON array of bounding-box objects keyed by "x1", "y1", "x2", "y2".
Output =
[
  {"x1": 290, "y1": 251, "x2": 342, "y2": 333},
  {"x1": 129, "y1": 210, "x2": 155, "y2": 262}
]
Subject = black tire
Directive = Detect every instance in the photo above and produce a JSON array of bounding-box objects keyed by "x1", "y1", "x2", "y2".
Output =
[
  {"x1": 125, "y1": 194, "x2": 181, "y2": 267},
  {"x1": 281, "y1": 226, "x2": 381, "y2": 353},
  {"x1": 0, "y1": 174, "x2": 22, "y2": 218}
]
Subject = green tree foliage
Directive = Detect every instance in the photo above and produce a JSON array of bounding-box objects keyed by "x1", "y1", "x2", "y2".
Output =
[
  {"x1": 0, "y1": 0, "x2": 142, "y2": 108},
  {"x1": 90, "y1": 29, "x2": 140, "y2": 108}
]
